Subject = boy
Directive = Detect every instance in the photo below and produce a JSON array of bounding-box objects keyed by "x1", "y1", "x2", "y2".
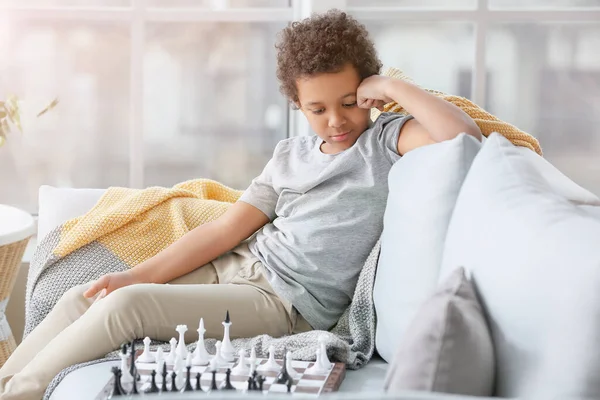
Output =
[{"x1": 0, "y1": 10, "x2": 480, "y2": 400}]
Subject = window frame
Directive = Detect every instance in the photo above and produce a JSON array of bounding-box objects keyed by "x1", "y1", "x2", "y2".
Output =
[{"x1": 1, "y1": 0, "x2": 599, "y2": 189}]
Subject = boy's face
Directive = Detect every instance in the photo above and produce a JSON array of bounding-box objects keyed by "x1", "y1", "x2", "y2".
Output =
[{"x1": 296, "y1": 63, "x2": 371, "y2": 154}]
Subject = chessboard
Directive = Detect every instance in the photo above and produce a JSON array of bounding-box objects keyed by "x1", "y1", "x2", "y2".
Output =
[{"x1": 95, "y1": 350, "x2": 346, "y2": 398}]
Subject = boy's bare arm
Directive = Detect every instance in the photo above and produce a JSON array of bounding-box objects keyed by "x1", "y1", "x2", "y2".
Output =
[
  {"x1": 129, "y1": 201, "x2": 269, "y2": 284},
  {"x1": 357, "y1": 76, "x2": 482, "y2": 155}
]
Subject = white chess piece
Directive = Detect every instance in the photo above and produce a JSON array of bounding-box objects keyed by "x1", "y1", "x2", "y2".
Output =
[
  {"x1": 165, "y1": 337, "x2": 177, "y2": 365},
  {"x1": 209, "y1": 355, "x2": 218, "y2": 372},
  {"x1": 305, "y1": 348, "x2": 327, "y2": 375},
  {"x1": 231, "y1": 349, "x2": 250, "y2": 376},
  {"x1": 174, "y1": 351, "x2": 184, "y2": 376},
  {"x1": 318, "y1": 335, "x2": 333, "y2": 370},
  {"x1": 120, "y1": 346, "x2": 134, "y2": 384},
  {"x1": 285, "y1": 351, "x2": 300, "y2": 379},
  {"x1": 258, "y1": 345, "x2": 280, "y2": 372},
  {"x1": 175, "y1": 325, "x2": 188, "y2": 361},
  {"x1": 220, "y1": 311, "x2": 235, "y2": 362},
  {"x1": 154, "y1": 347, "x2": 164, "y2": 381},
  {"x1": 248, "y1": 347, "x2": 258, "y2": 375},
  {"x1": 192, "y1": 318, "x2": 210, "y2": 366},
  {"x1": 212, "y1": 341, "x2": 228, "y2": 367},
  {"x1": 137, "y1": 337, "x2": 155, "y2": 363}
]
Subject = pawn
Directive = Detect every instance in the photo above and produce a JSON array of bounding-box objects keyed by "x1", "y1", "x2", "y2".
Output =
[
  {"x1": 138, "y1": 337, "x2": 155, "y2": 363},
  {"x1": 247, "y1": 376, "x2": 254, "y2": 392},
  {"x1": 212, "y1": 341, "x2": 228, "y2": 367},
  {"x1": 258, "y1": 345, "x2": 280, "y2": 372},
  {"x1": 147, "y1": 370, "x2": 159, "y2": 393},
  {"x1": 222, "y1": 368, "x2": 235, "y2": 390},
  {"x1": 210, "y1": 370, "x2": 218, "y2": 391},
  {"x1": 195, "y1": 373, "x2": 203, "y2": 392},
  {"x1": 170, "y1": 372, "x2": 178, "y2": 392},
  {"x1": 287, "y1": 376, "x2": 293, "y2": 393},
  {"x1": 184, "y1": 366, "x2": 194, "y2": 392},
  {"x1": 110, "y1": 366, "x2": 125, "y2": 397},
  {"x1": 318, "y1": 335, "x2": 333, "y2": 370},
  {"x1": 231, "y1": 349, "x2": 250, "y2": 376},
  {"x1": 165, "y1": 337, "x2": 177, "y2": 365},
  {"x1": 248, "y1": 347, "x2": 258, "y2": 375}
]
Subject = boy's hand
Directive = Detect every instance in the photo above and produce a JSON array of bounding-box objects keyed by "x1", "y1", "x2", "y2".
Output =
[
  {"x1": 83, "y1": 271, "x2": 138, "y2": 302},
  {"x1": 357, "y1": 75, "x2": 393, "y2": 111}
]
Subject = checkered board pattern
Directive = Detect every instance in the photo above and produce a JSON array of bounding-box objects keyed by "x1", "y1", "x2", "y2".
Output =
[{"x1": 95, "y1": 352, "x2": 346, "y2": 398}]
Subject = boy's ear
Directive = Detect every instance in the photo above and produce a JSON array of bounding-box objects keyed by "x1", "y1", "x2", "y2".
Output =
[{"x1": 292, "y1": 101, "x2": 302, "y2": 111}]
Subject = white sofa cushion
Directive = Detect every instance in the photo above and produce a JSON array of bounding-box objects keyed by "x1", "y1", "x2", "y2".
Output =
[
  {"x1": 438, "y1": 133, "x2": 600, "y2": 398},
  {"x1": 37, "y1": 185, "x2": 106, "y2": 241},
  {"x1": 374, "y1": 133, "x2": 482, "y2": 363}
]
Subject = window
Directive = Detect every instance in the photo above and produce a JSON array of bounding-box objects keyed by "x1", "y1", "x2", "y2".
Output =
[
  {"x1": 0, "y1": 1, "x2": 292, "y2": 213},
  {"x1": 350, "y1": 1, "x2": 600, "y2": 196},
  {"x1": 1, "y1": 0, "x2": 599, "y2": 215}
]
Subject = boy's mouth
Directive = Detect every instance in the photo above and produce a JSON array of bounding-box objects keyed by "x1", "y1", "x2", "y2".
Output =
[{"x1": 331, "y1": 131, "x2": 351, "y2": 142}]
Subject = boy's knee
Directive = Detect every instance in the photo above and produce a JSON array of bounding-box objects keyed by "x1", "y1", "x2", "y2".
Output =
[
  {"x1": 92, "y1": 285, "x2": 150, "y2": 337},
  {"x1": 58, "y1": 283, "x2": 91, "y2": 305}
]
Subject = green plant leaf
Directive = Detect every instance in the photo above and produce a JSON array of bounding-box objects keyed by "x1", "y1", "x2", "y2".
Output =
[
  {"x1": 1, "y1": 118, "x2": 9, "y2": 135},
  {"x1": 37, "y1": 97, "x2": 59, "y2": 117}
]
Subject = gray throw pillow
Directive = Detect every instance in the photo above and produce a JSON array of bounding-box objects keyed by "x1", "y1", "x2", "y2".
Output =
[{"x1": 384, "y1": 267, "x2": 495, "y2": 396}]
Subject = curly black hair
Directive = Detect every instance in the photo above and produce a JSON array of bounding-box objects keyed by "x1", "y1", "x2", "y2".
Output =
[{"x1": 275, "y1": 9, "x2": 382, "y2": 105}]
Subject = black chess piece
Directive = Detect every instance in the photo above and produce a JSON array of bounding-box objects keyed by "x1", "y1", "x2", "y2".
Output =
[
  {"x1": 247, "y1": 376, "x2": 253, "y2": 391},
  {"x1": 257, "y1": 375, "x2": 265, "y2": 392},
  {"x1": 184, "y1": 366, "x2": 194, "y2": 392},
  {"x1": 210, "y1": 370, "x2": 218, "y2": 391},
  {"x1": 130, "y1": 367, "x2": 139, "y2": 395},
  {"x1": 170, "y1": 372, "x2": 179, "y2": 392},
  {"x1": 146, "y1": 370, "x2": 159, "y2": 393},
  {"x1": 161, "y1": 362, "x2": 168, "y2": 392},
  {"x1": 129, "y1": 340, "x2": 136, "y2": 380},
  {"x1": 222, "y1": 368, "x2": 235, "y2": 390},
  {"x1": 276, "y1": 352, "x2": 291, "y2": 384},
  {"x1": 287, "y1": 376, "x2": 293, "y2": 393},
  {"x1": 110, "y1": 366, "x2": 124, "y2": 397},
  {"x1": 195, "y1": 372, "x2": 203, "y2": 392}
]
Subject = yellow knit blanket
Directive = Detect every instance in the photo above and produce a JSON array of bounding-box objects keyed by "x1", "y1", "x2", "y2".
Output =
[
  {"x1": 371, "y1": 67, "x2": 543, "y2": 156},
  {"x1": 53, "y1": 179, "x2": 243, "y2": 266}
]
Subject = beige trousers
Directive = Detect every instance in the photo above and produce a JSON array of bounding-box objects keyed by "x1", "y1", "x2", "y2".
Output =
[{"x1": 0, "y1": 243, "x2": 311, "y2": 400}]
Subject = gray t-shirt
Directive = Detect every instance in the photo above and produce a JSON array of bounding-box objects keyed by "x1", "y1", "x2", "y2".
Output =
[{"x1": 239, "y1": 112, "x2": 413, "y2": 331}]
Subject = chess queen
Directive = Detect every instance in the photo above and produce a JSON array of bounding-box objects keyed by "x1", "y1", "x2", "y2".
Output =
[{"x1": 0, "y1": 9, "x2": 481, "y2": 400}]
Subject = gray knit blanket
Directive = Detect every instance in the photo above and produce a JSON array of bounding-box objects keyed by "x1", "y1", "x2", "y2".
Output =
[{"x1": 25, "y1": 226, "x2": 380, "y2": 400}]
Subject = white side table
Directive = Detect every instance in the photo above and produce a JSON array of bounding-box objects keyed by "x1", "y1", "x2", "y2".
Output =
[{"x1": 0, "y1": 204, "x2": 35, "y2": 367}]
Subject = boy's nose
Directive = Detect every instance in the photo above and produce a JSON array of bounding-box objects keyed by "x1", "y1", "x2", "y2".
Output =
[{"x1": 328, "y1": 112, "x2": 346, "y2": 128}]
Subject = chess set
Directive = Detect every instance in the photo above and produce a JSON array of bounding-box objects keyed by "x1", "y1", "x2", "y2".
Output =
[{"x1": 96, "y1": 312, "x2": 345, "y2": 398}]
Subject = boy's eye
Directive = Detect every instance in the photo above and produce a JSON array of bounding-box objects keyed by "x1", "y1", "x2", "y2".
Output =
[
  {"x1": 312, "y1": 109, "x2": 325, "y2": 115},
  {"x1": 343, "y1": 102, "x2": 357, "y2": 108}
]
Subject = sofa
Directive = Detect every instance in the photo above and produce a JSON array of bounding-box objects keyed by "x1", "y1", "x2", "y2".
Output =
[{"x1": 18, "y1": 132, "x2": 600, "y2": 399}]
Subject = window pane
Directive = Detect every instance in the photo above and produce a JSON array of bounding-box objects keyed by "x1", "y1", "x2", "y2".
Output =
[
  {"x1": 490, "y1": 0, "x2": 600, "y2": 9},
  {"x1": 0, "y1": 0, "x2": 129, "y2": 6},
  {"x1": 146, "y1": 0, "x2": 289, "y2": 8},
  {"x1": 348, "y1": 0, "x2": 475, "y2": 9},
  {"x1": 357, "y1": 20, "x2": 475, "y2": 98},
  {"x1": 486, "y1": 23, "x2": 600, "y2": 195},
  {"x1": 143, "y1": 22, "x2": 288, "y2": 190},
  {"x1": 0, "y1": 22, "x2": 130, "y2": 213}
]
